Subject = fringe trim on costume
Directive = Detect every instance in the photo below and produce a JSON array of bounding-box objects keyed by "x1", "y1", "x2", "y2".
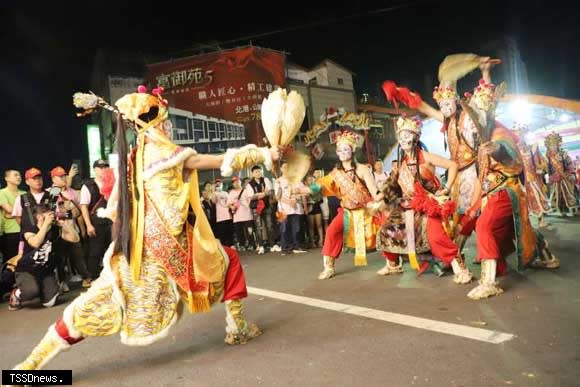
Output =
[
  {"x1": 142, "y1": 147, "x2": 196, "y2": 181},
  {"x1": 354, "y1": 255, "x2": 367, "y2": 266},
  {"x1": 188, "y1": 291, "x2": 211, "y2": 313},
  {"x1": 220, "y1": 145, "x2": 273, "y2": 177}
]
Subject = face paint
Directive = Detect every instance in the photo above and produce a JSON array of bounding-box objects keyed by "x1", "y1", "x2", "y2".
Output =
[
  {"x1": 398, "y1": 130, "x2": 416, "y2": 153},
  {"x1": 336, "y1": 143, "x2": 353, "y2": 161},
  {"x1": 162, "y1": 119, "x2": 173, "y2": 137},
  {"x1": 438, "y1": 98, "x2": 457, "y2": 118}
]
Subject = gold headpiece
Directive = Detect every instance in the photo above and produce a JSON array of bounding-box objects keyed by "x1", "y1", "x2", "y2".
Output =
[
  {"x1": 396, "y1": 115, "x2": 422, "y2": 137},
  {"x1": 466, "y1": 79, "x2": 496, "y2": 112},
  {"x1": 115, "y1": 86, "x2": 169, "y2": 133},
  {"x1": 433, "y1": 86, "x2": 457, "y2": 103},
  {"x1": 336, "y1": 131, "x2": 359, "y2": 150},
  {"x1": 544, "y1": 131, "x2": 562, "y2": 149}
]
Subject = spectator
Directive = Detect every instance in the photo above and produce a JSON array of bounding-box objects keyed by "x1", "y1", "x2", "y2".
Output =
[
  {"x1": 247, "y1": 165, "x2": 280, "y2": 254},
  {"x1": 0, "y1": 169, "x2": 24, "y2": 263},
  {"x1": 305, "y1": 175, "x2": 324, "y2": 248},
  {"x1": 50, "y1": 166, "x2": 91, "y2": 289},
  {"x1": 201, "y1": 181, "x2": 217, "y2": 233},
  {"x1": 275, "y1": 162, "x2": 308, "y2": 255},
  {"x1": 313, "y1": 169, "x2": 330, "y2": 230},
  {"x1": 228, "y1": 176, "x2": 255, "y2": 251},
  {"x1": 212, "y1": 179, "x2": 234, "y2": 247},
  {"x1": 372, "y1": 160, "x2": 388, "y2": 188},
  {"x1": 8, "y1": 204, "x2": 79, "y2": 311},
  {"x1": 80, "y1": 160, "x2": 112, "y2": 279},
  {"x1": 12, "y1": 168, "x2": 50, "y2": 235},
  {"x1": 389, "y1": 160, "x2": 399, "y2": 177}
]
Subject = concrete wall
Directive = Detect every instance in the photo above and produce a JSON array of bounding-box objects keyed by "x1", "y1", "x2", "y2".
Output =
[{"x1": 324, "y1": 61, "x2": 354, "y2": 90}]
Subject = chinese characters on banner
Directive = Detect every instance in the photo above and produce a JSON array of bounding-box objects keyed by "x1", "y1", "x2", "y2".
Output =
[{"x1": 146, "y1": 46, "x2": 286, "y2": 145}]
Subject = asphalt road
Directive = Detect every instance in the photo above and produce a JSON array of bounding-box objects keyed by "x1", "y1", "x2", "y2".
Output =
[{"x1": 1, "y1": 215, "x2": 579, "y2": 387}]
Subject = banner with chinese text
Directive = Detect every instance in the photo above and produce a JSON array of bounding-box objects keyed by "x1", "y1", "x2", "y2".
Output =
[{"x1": 146, "y1": 46, "x2": 286, "y2": 145}]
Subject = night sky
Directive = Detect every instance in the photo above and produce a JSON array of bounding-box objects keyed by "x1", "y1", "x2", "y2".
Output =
[{"x1": 2, "y1": 0, "x2": 579, "y2": 179}]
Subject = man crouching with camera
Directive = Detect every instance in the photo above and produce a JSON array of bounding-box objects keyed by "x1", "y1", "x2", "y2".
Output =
[{"x1": 8, "y1": 204, "x2": 79, "y2": 310}]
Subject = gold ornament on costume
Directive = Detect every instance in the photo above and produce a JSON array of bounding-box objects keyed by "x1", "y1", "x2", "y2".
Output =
[
  {"x1": 544, "y1": 131, "x2": 562, "y2": 149},
  {"x1": 433, "y1": 86, "x2": 457, "y2": 103},
  {"x1": 336, "y1": 130, "x2": 359, "y2": 150},
  {"x1": 396, "y1": 115, "x2": 422, "y2": 136},
  {"x1": 465, "y1": 79, "x2": 496, "y2": 112},
  {"x1": 115, "y1": 86, "x2": 169, "y2": 133}
]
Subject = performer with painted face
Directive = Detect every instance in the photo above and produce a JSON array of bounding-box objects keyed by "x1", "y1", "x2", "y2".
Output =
[
  {"x1": 382, "y1": 55, "x2": 497, "y2": 253},
  {"x1": 463, "y1": 80, "x2": 560, "y2": 300},
  {"x1": 544, "y1": 131, "x2": 578, "y2": 216},
  {"x1": 6, "y1": 86, "x2": 283, "y2": 377},
  {"x1": 309, "y1": 131, "x2": 383, "y2": 280},
  {"x1": 512, "y1": 123, "x2": 551, "y2": 227},
  {"x1": 374, "y1": 116, "x2": 472, "y2": 284}
]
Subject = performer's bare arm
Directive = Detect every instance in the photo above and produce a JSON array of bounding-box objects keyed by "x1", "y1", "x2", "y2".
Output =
[
  {"x1": 357, "y1": 164, "x2": 383, "y2": 201},
  {"x1": 418, "y1": 101, "x2": 444, "y2": 123},
  {"x1": 184, "y1": 146, "x2": 281, "y2": 171},
  {"x1": 184, "y1": 154, "x2": 226, "y2": 171},
  {"x1": 480, "y1": 57, "x2": 492, "y2": 83},
  {"x1": 423, "y1": 151, "x2": 458, "y2": 195}
]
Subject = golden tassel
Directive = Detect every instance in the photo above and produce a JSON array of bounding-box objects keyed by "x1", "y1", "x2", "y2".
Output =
[
  {"x1": 354, "y1": 255, "x2": 368, "y2": 266},
  {"x1": 187, "y1": 291, "x2": 211, "y2": 313},
  {"x1": 408, "y1": 252, "x2": 420, "y2": 270}
]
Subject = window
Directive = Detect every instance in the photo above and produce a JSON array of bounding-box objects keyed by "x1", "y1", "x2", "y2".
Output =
[
  {"x1": 226, "y1": 124, "x2": 233, "y2": 139},
  {"x1": 175, "y1": 116, "x2": 187, "y2": 129},
  {"x1": 207, "y1": 121, "x2": 217, "y2": 140},
  {"x1": 193, "y1": 119, "x2": 205, "y2": 141},
  {"x1": 337, "y1": 78, "x2": 344, "y2": 85},
  {"x1": 219, "y1": 123, "x2": 226, "y2": 139}
]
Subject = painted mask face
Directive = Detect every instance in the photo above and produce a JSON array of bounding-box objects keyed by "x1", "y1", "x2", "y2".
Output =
[
  {"x1": 548, "y1": 143, "x2": 559, "y2": 153},
  {"x1": 215, "y1": 183, "x2": 223, "y2": 192},
  {"x1": 398, "y1": 130, "x2": 416, "y2": 153},
  {"x1": 438, "y1": 98, "x2": 457, "y2": 118},
  {"x1": 162, "y1": 119, "x2": 173, "y2": 137},
  {"x1": 336, "y1": 143, "x2": 353, "y2": 161}
]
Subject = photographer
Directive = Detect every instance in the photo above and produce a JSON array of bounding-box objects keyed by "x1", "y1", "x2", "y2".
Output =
[
  {"x1": 8, "y1": 204, "x2": 79, "y2": 311},
  {"x1": 80, "y1": 160, "x2": 112, "y2": 279},
  {"x1": 50, "y1": 166, "x2": 92, "y2": 289}
]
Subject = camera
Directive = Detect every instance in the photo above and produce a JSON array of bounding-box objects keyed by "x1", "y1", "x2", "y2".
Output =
[{"x1": 46, "y1": 187, "x2": 73, "y2": 221}]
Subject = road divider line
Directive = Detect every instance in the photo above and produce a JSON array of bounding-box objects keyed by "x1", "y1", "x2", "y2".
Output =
[{"x1": 248, "y1": 286, "x2": 516, "y2": 344}]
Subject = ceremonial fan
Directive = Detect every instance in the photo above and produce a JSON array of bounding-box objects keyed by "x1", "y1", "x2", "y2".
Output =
[{"x1": 261, "y1": 88, "x2": 310, "y2": 184}]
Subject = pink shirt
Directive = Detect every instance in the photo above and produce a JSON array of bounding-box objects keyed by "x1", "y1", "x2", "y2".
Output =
[
  {"x1": 373, "y1": 171, "x2": 388, "y2": 187},
  {"x1": 80, "y1": 180, "x2": 103, "y2": 206},
  {"x1": 11, "y1": 192, "x2": 46, "y2": 217},
  {"x1": 275, "y1": 177, "x2": 306, "y2": 215},
  {"x1": 60, "y1": 187, "x2": 80, "y2": 206},
  {"x1": 228, "y1": 188, "x2": 253, "y2": 223},
  {"x1": 213, "y1": 191, "x2": 232, "y2": 222}
]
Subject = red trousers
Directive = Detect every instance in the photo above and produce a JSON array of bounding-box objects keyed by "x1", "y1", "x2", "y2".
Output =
[
  {"x1": 475, "y1": 190, "x2": 514, "y2": 275},
  {"x1": 222, "y1": 245, "x2": 248, "y2": 301},
  {"x1": 383, "y1": 216, "x2": 457, "y2": 266},
  {"x1": 322, "y1": 208, "x2": 345, "y2": 258}
]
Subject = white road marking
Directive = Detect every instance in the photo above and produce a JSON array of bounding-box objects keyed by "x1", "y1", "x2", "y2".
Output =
[{"x1": 248, "y1": 286, "x2": 516, "y2": 344}]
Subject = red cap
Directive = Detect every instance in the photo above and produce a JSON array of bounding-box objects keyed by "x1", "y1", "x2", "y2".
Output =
[
  {"x1": 25, "y1": 168, "x2": 42, "y2": 180},
  {"x1": 50, "y1": 166, "x2": 67, "y2": 178}
]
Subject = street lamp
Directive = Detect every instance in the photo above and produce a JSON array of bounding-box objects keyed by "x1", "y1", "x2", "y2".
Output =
[{"x1": 510, "y1": 100, "x2": 531, "y2": 125}]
